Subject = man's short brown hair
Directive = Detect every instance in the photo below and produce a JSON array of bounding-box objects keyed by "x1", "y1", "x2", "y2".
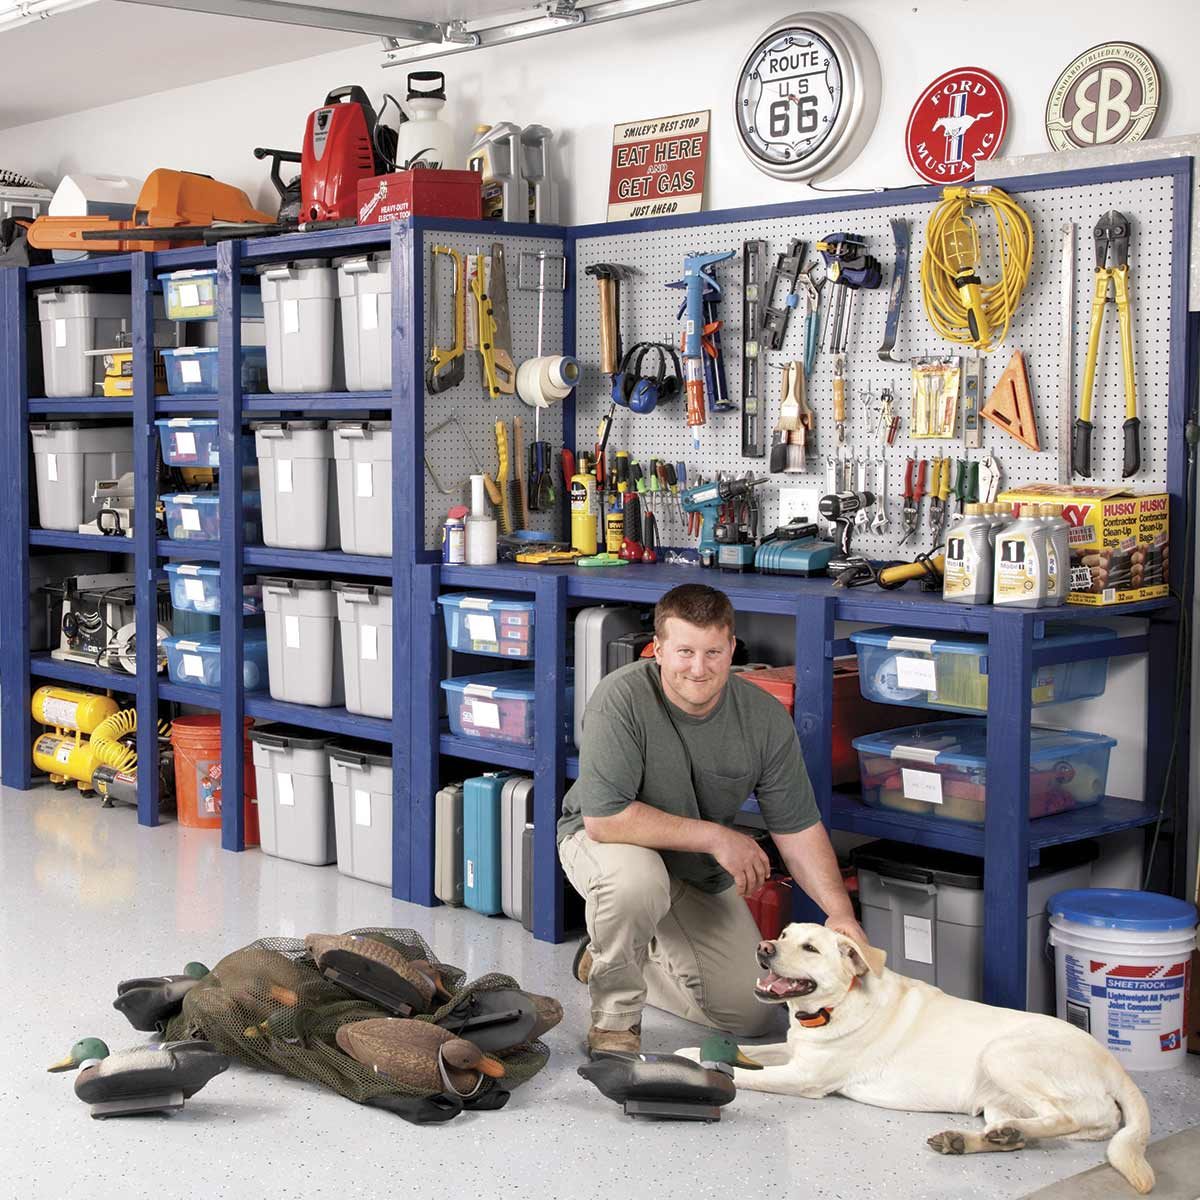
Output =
[{"x1": 653, "y1": 584, "x2": 736, "y2": 640}]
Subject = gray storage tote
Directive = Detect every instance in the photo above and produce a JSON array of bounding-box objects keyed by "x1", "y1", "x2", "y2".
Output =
[
  {"x1": 260, "y1": 576, "x2": 344, "y2": 707},
  {"x1": 254, "y1": 420, "x2": 340, "y2": 550},
  {"x1": 336, "y1": 252, "x2": 392, "y2": 391},
  {"x1": 258, "y1": 258, "x2": 343, "y2": 393},
  {"x1": 332, "y1": 420, "x2": 391, "y2": 556},
  {"x1": 251, "y1": 726, "x2": 337, "y2": 865},
  {"x1": 329, "y1": 740, "x2": 393, "y2": 888},
  {"x1": 30, "y1": 421, "x2": 133, "y2": 531},
  {"x1": 334, "y1": 581, "x2": 392, "y2": 718}
]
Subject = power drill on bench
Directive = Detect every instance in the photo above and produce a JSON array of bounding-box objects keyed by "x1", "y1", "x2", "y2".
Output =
[
  {"x1": 819, "y1": 489, "x2": 874, "y2": 578},
  {"x1": 681, "y1": 475, "x2": 767, "y2": 568}
]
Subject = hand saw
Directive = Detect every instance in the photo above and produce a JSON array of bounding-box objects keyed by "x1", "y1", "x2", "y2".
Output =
[{"x1": 488, "y1": 242, "x2": 516, "y2": 395}]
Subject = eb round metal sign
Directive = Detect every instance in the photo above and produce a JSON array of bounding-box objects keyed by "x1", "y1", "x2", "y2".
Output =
[
  {"x1": 1045, "y1": 42, "x2": 1161, "y2": 151},
  {"x1": 905, "y1": 67, "x2": 1008, "y2": 184}
]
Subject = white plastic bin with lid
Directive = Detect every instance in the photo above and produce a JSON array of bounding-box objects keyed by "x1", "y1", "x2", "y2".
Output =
[
  {"x1": 1048, "y1": 889, "x2": 1198, "y2": 1070},
  {"x1": 258, "y1": 258, "x2": 341, "y2": 393},
  {"x1": 334, "y1": 582, "x2": 392, "y2": 718},
  {"x1": 329, "y1": 741, "x2": 393, "y2": 887},
  {"x1": 253, "y1": 420, "x2": 339, "y2": 550},
  {"x1": 336, "y1": 252, "x2": 392, "y2": 390},
  {"x1": 260, "y1": 576, "x2": 344, "y2": 707},
  {"x1": 852, "y1": 839, "x2": 1096, "y2": 1014},
  {"x1": 332, "y1": 421, "x2": 391, "y2": 556},
  {"x1": 37, "y1": 287, "x2": 130, "y2": 397},
  {"x1": 250, "y1": 726, "x2": 338, "y2": 866},
  {"x1": 30, "y1": 422, "x2": 133, "y2": 530}
]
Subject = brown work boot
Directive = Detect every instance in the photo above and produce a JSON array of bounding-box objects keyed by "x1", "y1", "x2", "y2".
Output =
[
  {"x1": 572, "y1": 937, "x2": 592, "y2": 984},
  {"x1": 587, "y1": 1023, "x2": 641, "y2": 1058}
]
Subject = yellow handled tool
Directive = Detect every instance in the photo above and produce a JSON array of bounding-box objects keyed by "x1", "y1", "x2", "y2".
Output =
[
  {"x1": 493, "y1": 419, "x2": 513, "y2": 534},
  {"x1": 470, "y1": 254, "x2": 500, "y2": 399},
  {"x1": 427, "y1": 245, "x2": 466, "y2": 394},
  {"x1": 832, "y1": 353, "x2": 846, "y2": 445},
  {"x1": 880, "y1": 554, "x2": 945, "y2": 587}
]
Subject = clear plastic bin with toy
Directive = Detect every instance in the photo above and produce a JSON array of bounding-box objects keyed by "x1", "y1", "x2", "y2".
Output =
[
  {"x1": 164, "y1": 562, "x2": 264, "y2": 616},
  {"x1": 161, "y1": 268, "x2": 265, "y2": 321},
  {"x1": 163, "y1": 629, "x2": 269, "y2": 691},
  {"x1": 161, "y1": 346, "x2": 268, "y2": 395},
  {"x1": 850, "y1": 624, "x2": 1117, "y2": 714},
  {"x1": 441, "y1": 669, "x2": 573, "y2": 746},
  {"x1": 438, "y1": 594, "x2": 535, "y2": 659},
  {"x1": 852, "y1": 720, "x2": 1116, "y2": 823},
  {"x1": 161, "y1": 491, "x2": 262, "y2": 542}
]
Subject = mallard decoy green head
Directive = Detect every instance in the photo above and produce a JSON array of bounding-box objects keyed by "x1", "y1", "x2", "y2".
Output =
[
  {"x1": 48, "y1": 1037, "x2": 110, "y2": 1073},
  {"x1": 698, "y1": 1035, "x2": 761, "y2": 1077},
  {"x1": 184, "y1": 962, "x2": 209, "y2": 980}
]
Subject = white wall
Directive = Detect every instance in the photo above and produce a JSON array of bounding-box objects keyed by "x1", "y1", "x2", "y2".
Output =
[{"x1": 0, "y1": 0, "x2": 1198, "y2": 221}]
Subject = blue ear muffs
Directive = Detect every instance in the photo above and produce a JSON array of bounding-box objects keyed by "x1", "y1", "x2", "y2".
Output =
[{"x1": 611, "y1": 342, "x2": 646, "y2": 410}]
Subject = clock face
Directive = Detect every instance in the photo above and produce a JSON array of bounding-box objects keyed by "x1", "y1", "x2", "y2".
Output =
[{"x1": 736, "y1": 28, "x2": 844, "y2": 170}]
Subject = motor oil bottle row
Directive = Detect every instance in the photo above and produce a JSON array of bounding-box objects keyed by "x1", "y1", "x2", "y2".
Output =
[{"x1": 993, "y1": 503, "x2": 1069, "y2": 608}]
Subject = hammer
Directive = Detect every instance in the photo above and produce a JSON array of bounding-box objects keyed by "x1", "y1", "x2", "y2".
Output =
[{"x1": 585, "y1": 262, "x2": 638, "y2": 375}]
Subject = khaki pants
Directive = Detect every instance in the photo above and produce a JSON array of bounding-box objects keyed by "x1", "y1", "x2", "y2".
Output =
[{"x1": 559, "y1": 829, "x2": 778, "y2": 1037}]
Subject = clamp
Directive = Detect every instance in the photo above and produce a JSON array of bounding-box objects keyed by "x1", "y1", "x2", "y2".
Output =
[{"x1": 1073, "y1": 211, "x2": 1139, "y2": 478}]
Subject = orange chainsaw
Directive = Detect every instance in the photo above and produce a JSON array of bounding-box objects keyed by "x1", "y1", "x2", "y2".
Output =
[{"x1": 27, "y1": 169, "x2": 274, "y2": 252}]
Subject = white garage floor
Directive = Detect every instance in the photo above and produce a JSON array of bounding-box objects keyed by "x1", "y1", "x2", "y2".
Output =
[{"x1": 4, "y1": 783, "x2": 1199, "y2": 1200}]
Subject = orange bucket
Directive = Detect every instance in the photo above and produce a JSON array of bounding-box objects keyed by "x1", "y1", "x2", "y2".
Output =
[{"x1": 170, "y1": 715, "x2": 259, "y2": 845}]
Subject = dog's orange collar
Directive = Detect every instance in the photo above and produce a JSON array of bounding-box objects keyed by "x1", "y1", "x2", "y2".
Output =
[{"x1": 794, "y1": 976, "x2": 861, "y2": 1028}]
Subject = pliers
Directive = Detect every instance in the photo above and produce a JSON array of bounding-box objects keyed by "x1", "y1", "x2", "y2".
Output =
[
  {"x1": 927, "y1": 456, "x2": 952, "y2": 543},
  {"x1": 1074, "y1": 211, "x2": 1139, "y2": 478},
  {"x1": 901, "y1": 456, "x2": 927, "y2": 545},
  {"x1": 953, "y1": 457, "x2": 979, "y2": 514}
]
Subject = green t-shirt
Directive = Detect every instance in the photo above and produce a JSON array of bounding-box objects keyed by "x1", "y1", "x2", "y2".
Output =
[{"x1": 557, "y1": 660, "x2": 820, "y2": 892}]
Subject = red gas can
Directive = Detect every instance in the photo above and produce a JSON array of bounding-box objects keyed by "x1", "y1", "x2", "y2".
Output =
[{"x1": 745, "y1": 875, "x2": 794, "y2": 939}]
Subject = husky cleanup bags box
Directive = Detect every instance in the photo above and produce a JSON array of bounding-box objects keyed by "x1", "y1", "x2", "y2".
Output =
[{"x1": 997, "y1": 484, "x2": 1169, "y2": 606}]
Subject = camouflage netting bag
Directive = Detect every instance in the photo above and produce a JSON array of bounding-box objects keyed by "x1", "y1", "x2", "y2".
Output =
[{"x1": 161, "y1": 927, "x2": 555, "y2": 1124}]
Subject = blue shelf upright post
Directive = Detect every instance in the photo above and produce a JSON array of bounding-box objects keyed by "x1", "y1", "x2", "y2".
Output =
[
  {"x1": 532, "y1": 573, "x2": 569, "y2": 942},
  {"x1": 793, "y1": 592, "x2": 835, "y2": 923},
  {"x1": 131, "y1": 253, "x2": 160, "y2": 825},
  {"x1": 408, "y1": 562, "x2": 440, "y2": 906},
  {"x1": 984, "y1": 609, "x2": 1034, "y2": 1010},
  {"x1": 217, "y1": 239, "x2": 247, "y2": 851},
  {"x1": 391, "y1": 217, "x2": 419, "y2": 901},
  {"x1": 0, "y1": 265, "x2": 31, "y2": 788}
]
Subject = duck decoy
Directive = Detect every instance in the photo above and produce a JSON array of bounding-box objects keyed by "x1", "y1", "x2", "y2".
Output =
[
  {"x1": 336, "y1": 1018, "x2": 505, "y2": 1098},
  {"x1": 49, "y1": 1037, "x2": 229, "y2": 1118},
  {"x1": 113, "y1": 962, "x2": 210, "y2": 1032},
  {"x1": 306, "y1": 933, "x2": 444, "y2": 1016},
  {"x1": 437, "y1": 987, "x2": 563, "y2": 1052},
  {"x1": 577, "y1": 1034, "x2": 761, "y2": 1122}
]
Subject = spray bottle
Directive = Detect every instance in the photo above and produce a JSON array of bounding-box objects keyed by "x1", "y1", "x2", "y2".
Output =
[
  {"x1": 394, "y1": 71, "x2": 455, "y2": 170},
  {"x1": 465, "y1": 473, "x2": 497, "y2": 565},
  {"x1": 943, "y1": 503, "x2": 994, "y2": 605},
  {"x1": 993, "y1": 502, "x2": 1050, "y2": 608}
]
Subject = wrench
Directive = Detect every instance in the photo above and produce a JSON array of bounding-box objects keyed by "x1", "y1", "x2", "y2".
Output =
[
  {"x1": 854, "y1": 456, "x2": 871, "y2": 529},
  {"x1": 871, "y1": 455, "x2": 888, "y2": 531}
]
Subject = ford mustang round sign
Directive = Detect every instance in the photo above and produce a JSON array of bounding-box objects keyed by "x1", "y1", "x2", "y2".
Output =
[{"x1": 905, "y1": 67, "x2": 1008, "y2": 184}]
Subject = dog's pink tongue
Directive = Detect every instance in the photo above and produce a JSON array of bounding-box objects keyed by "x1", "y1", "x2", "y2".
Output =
[{"x1": 758, "y1": 971, "x2": 794, "y2": 996}]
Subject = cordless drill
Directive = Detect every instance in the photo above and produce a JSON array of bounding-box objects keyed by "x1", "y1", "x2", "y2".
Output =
[
  {"x1": 681, "y1": 476, "x2": 767, "y2": 568},
  {"x1": 819, "y1": 490, "x2": 874, "y2": 577}
]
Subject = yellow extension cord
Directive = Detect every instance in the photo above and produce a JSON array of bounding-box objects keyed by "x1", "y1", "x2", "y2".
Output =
[
  {"x1": 920, "y1": 185, "x2": 1034, "y2": 353},
  {"x1": 90, "y1": 708, "x2": 171, "y2": 774}
]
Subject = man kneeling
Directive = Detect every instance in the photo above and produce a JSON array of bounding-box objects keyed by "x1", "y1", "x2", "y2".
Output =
[{"x1": 557, "y1": 584, "x2": 865, "y2": 1056}]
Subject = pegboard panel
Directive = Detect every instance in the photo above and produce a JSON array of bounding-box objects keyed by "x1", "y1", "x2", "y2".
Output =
[
  {"x1": 421, "y1": 227, "x2": 567, "y2": 552},
  {"x1": 573, "y1": 173, "x2": 1176, "y2": 558}
]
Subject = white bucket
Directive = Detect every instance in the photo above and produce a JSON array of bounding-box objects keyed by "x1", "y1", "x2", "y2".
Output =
[{"x1": 1048, "y1": 888, "x2": 1196, "y2": 1071}]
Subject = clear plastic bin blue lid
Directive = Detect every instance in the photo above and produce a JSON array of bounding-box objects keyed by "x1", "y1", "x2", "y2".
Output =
[
  {"x1": 438, "y1": 593, "x2": 536, "y2": 613},
  {"x1": 162, "y1": 346, "x2": 265, "y2": 358},
  {"x1": 156, "y1": 416, "x2": 218, "y2": 428},
  {"x1": 1048, "y1": 888, "x2": 1197, "y2": 932},
  {"x1": 161, "y1": 491, "x2": 262, "y2": 507},
  {"x1": 851, "y1": 719, "x2": 1116, "y2": 768},
  {"x1": 440, "y1": 668, "x2": 540, "y2": 699},
  {"x1": 164, "y1": 629, "x2": 267, "y2": 651},
  {"x1": 849, "y1": 623, "x2": 1117, "y2": 654}
]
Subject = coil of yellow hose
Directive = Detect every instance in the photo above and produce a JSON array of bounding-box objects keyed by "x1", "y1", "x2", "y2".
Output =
[
  {"x1": 89, "y1": 709, "x2": 170, "y2": 774},
  {"x1": 920, "y1": 185, "x2": 1034, "y2": 353}
]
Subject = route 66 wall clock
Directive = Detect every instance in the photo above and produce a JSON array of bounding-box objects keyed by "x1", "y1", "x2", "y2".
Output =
[{"x1": 734, "y1": 11, "x2": 881, "y2": 182}]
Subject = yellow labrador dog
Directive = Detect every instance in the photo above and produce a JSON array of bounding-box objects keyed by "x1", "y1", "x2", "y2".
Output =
[{"x1": 679, "y1": 923, "x2": 1154, "y2": 1194}]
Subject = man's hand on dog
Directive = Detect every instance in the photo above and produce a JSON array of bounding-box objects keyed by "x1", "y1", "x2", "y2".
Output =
[
  {"x1": 825, "y1": 914, "x2": 870, "y2": 949},
  {"x1": 707, "y1": 826, "x2": 771, "y2": 896}
]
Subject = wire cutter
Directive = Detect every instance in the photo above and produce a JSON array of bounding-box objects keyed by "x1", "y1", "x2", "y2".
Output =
[
  {"x1": 927, "y1": 456, "x2": 952, "y2": 542},
  {"x1": 901, "y1": 456, "x2": 927, "y2": 545},
  {"x1": 1074, "y1": 211, "x2": 1139, "y2": 478}
]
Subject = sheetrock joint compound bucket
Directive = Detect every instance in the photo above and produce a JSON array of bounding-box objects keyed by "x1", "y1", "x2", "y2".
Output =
[{"x1": 1048, "y1": 888, "x2": 1197, "y2": 1071}]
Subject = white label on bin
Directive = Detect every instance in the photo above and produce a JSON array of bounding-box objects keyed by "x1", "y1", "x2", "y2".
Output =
[
  {"x1": 283, "y1": 299, "x2": 300, "y2": 334},
  {"x1": 284, "y1": 614, "x2": 301, "y2": 649},
  {"x1": 180, "y1": 359, "x2": 203, "y2": 385},
  {"x1": 901, "y1": 768, "x2": 943, "y2": 805},
  {"x1": 356, "y1": 462, "x2": 373, "y2": 497},
  {"x1": 277, "y1": 459, "x2": 293, "y2": 493},
  {"x1": 354, "y1": 788, "x2": 371, "y2": 826},
  {"x1": 903, "y1": 915, "x2": 934, "y2": 964},
  {"x1": 459, "y1": 597, "x2": 493, "y2": 611},
  {"x1": 45, "y1": 453, "x2": 57, "y2": 482},
  {"x1": 361, "y1": 292, "x2": 379, "y2": 331},
  {"x1": 465, "y1": 613, "x2": 498, "y2": 643},
  {"x1": 174, "y1": 429, "x2": 197, "y2": 455},
  {"x1": 178, "y1": 283, "x2": 201, "y2": 310},
  {"x1": 181, "y1": 506, "x2": 202, "y2": 531},
  {"x1": 469, "y1": 698, "x2": 501, "y2": 730},
  {"x1": 182, "y1": 653, "x2": 204, "y2": 678},
  {"x1": 54, "y1": 318, "x2": 67, "y2": 347},
  {"x1": 361, "y1": 624, "x2": 378, "y2": 661},
  {"x1": 184, "y1": 578, "x2": 207, "y2": 603},
  {"x1": 276, "y1": 772, "x2": 295, "y2": 807},
  {"x1": 895, "y1": 655, "x2": 937, "y2": 692}
]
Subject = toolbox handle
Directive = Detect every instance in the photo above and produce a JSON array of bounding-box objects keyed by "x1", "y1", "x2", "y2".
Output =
[{"x1": 877, "y1": 874, "x2": 938, "y2": 894}]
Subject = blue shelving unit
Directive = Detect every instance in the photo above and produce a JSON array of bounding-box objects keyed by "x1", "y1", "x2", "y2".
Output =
[{"x1": 2, "y1": 159, "x2": 1192, "y2": 1012}]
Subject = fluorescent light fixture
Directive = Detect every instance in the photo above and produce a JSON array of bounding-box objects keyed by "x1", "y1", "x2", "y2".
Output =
[{"x1": 0, "y1": 0, "x2": 97, "y2": 32}]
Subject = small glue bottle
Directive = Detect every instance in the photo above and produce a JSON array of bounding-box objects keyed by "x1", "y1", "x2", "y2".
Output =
[{"x1": 465, "y1": 474, "x2": 498, "y2": 565}]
